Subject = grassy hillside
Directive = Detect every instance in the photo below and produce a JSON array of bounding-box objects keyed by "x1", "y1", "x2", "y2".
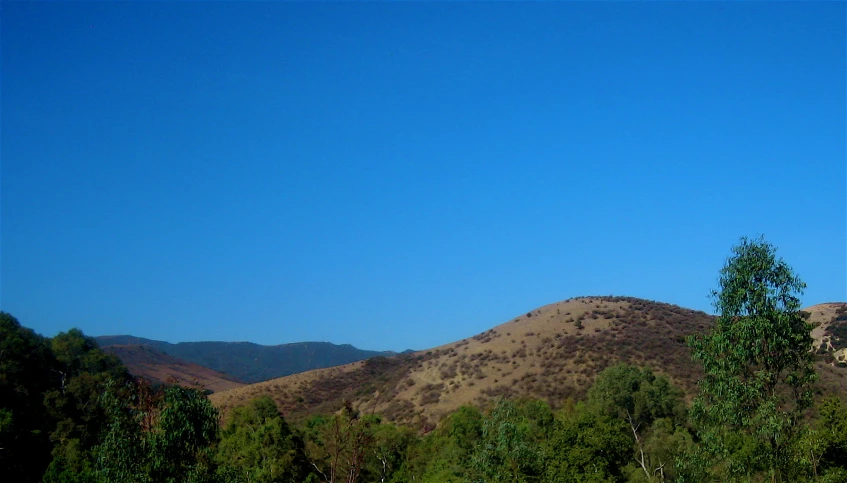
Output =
[
  {"x1": 807, "y1": 302, "x2": 847, "y2": 404},
  {"x1": 210, "y1": 297, "x2": 847, "y2": 429},
  {"x1": 95, "y1": 336, "x2": 396, "y2": 383},
  {"x1": 101, "y1": 344, "x2": 245, "y2": 393},
  {"x1": 210, "y1": 296, "x2": 711, "y2": 426}
]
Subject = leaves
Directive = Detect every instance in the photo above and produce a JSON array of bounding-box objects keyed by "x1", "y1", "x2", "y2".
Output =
[
  {"x1": 217, "y1": 396, "x2": 310, "y2": 483},
  {"x1": 469, "y1": 399, "x2": 544, "y2": 483},
  {"x1": 95, "y1": 383, "x2": 228, "y2": 483},
  {"x1": 686, "y1": 236, "x2": 817, "y2": 481},
  {"x1": 0, "y1": 312, "x2": 56, "y2": 482},
  {"x1": 544, "y1": 405, "x2": 631, "y2": 483}
]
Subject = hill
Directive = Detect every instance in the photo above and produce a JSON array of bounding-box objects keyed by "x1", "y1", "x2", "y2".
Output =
[
  {"x1": 210, "y1": 296, "x2": 711, "y2": 426},
  {"x1": 101, "y1": 344, "x2": 245, "y2": 393},
  {"x1": 806, "y1": 302, "x2": 847, "y2": 402},
  {"x1": 809, "y1": 302, "x2": 847, "y2": 358},
  {"x1": 95, "y1": 335, "x2": 397, "y2": 383},
  {"x1": 210, "y1": 297, "x2": 847, "y2": 428}
]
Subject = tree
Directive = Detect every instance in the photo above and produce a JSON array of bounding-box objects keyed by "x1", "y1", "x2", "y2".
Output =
[
  {"x1": 468, "y1": 399, "x2": 544, "y2": 483},
  {"x1": 586, "y1": 365, "x2": 684, "y2": 430},
  {"x1": 586, "y1": 364, "x2": 687, "y2": 482},
  {"x1": 400, "y1": 431, "x2": 466, "y2": 483},
  {"x1": 0, "y1": 312, "x2": 56, "y2": 482},
  {"x1": 217, "y1": 396, "x2": 310, "y2": 483},
  {"x1": 303, "y1": 402, "x2": 375, "y2": 483},
  {"x1": 797, "y1": 396, "x2": 847, "y2": 481},
  {"x1": 544, "y1": 403, "x2": 632, "y2": 483},
  {"x1": 686, "y1": 236, "x2": 817, "y2": 482},
  {"x1": 399, "y1": 407, "x2": 482, "y2": 483},
  {"x1": 443, "y1": 406, "x2": 483, "y2": 455},
  {"x1": 367, "y1": 421, "x2": 415, "y2": 483},
  {"x1": 95, "y1": 383, "x2": 227, "y2": 483},
  {"x1": 43, "y1": 328, "x2": 131, "y2": 483}
]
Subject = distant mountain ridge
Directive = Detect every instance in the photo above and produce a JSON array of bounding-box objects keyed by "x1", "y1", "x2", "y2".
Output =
[
  {"x1": 209, "y1": 297, "x2": 847, "y2": 428},
  {"x1": 95, "y1": 335, "x2": 398, "y2": 384},
  {"x1": 101, "y1": 344, "x2": 245, "y2": 393}
]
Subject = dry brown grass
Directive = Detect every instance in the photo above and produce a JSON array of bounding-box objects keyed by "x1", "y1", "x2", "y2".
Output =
[
  {"x1": 808, "y1": 303, "x2": 846, "y2": 347},
  {"x1": 209, "y1": 297, "x2": 847, "y2": 428},
  {"x1": 103, "y1": 344, "x2": 245, "y2": 393},
  {"x1": 807, "y1": 303, "x2": 847, "y2": 383}
]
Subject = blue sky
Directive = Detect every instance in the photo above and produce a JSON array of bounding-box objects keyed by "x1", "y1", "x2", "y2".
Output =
[{"x1": 2, "y1": 2, "x2": 844, "y2": 352}]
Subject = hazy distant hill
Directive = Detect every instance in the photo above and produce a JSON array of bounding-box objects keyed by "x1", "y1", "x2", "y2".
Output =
[
  {"x1": 95, "y1": 335, "x2": 397, "y2": 384},
  {"x1": 209, "y1": 296, "x2": 847, "y2": 428},
  {"x1": 101, "y1": 344, "x2": 245, "y2": 393}
]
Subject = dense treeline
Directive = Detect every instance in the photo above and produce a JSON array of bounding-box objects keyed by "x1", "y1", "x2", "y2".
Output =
[
  {"x1": 2, "y1": 237, "x2": 847, "y2": 482},
  {"x1": 3, "y1": 311, "x2": 846, "y2": 483}
]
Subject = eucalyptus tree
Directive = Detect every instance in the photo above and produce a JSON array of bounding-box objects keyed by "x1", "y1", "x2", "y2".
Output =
[
  {"x1": 686, "y1": 237, "x2": 817, "y2": 482},
  {"x1": 468, "y1": 399, "x2": 544, "y2": 483},
  {"x1": 217, "y1": 396, "x2": 310, "y2": 483},
  {"x1": 95, "y1": 383, "x2": 226, "y2": 483}
]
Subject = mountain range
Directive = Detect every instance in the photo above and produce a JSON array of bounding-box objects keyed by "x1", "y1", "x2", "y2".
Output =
[
  {"x1": 101, "y1": 344, "x2": 245, "y2": 393},
  {"x1": 207, "y1": 296, "x2": 847, "y2": 428},
  {"x1": 96, "y1": 296, "x2": 847, "y2": 427},
  {"x1": 95, "y1": 335, "x2": 398, "y2": 385}
]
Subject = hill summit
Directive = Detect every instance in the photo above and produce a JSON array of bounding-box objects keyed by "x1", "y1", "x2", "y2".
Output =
[
  {"x1": 210, "y1": 296, "x2": 847, "y2": 428},
  {"x1": 211, "y1": 296, "x2": 714, "y2": 425}
]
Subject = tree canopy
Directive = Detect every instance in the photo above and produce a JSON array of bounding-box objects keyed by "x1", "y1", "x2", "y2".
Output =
[{"x1": 687, "y1": 236, "x2": 817, "y2": 481}]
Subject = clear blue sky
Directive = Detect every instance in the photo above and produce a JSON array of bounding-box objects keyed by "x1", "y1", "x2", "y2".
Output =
[{"x1": 2, "y1": 2, "x2": 844, "y2": 352}]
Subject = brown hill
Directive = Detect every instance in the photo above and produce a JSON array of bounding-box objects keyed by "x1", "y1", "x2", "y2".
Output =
[
  {"x1": 210, "y1": 296, "x2": 709, "y2": 425},
  {"x1": 103, "y1": 344, "x2": 245, "y2": 393},
  {"x1": 209, "y1": 297, "x2": 847, "y2": 428},
  {"x1": 806, "y1": 302, "x2": 847, "y2": 402},
  {"x1": 808, "y1": 302, "x2": 847, "y2": 354}
]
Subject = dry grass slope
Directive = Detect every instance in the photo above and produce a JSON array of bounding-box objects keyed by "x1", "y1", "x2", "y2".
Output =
[
  {"x1": 210, "y1": 297, "x2": 847, "y2": 429},
  {"x1": 103, "y1": 344, "x2": 245, "y2": 393},
  {"x1": 806, "y1": 303, "x2": 847, "y2": 402}
]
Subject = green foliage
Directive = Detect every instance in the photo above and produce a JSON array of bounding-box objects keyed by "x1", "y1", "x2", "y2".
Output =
[
  {"x1": 686, "y1": 237, "x2": 817, "y2": 481},
  {"x1": 513, "y1": 398, "x2": 556, "y2": 444},
  {"x1": 367, "y1": 421, "x2": 416, "y2": 483},
  {"x1": 95, "y1": 383, "x2": 227, "y2": 483},
  {"x1": 43, "y1": 329, "x2": 131, "y2": 482},
  {"x1": 400, "y1": 408, "x2": 484, "y2": 483},
  {"x1": 0, "y1": 315, "x2": 242, "y2": 483},
  {"x1": 628, "y1": 417, "x2": 693, "y2": 482},
  {"x1": 803, "y1": 396, "x2": 847, "y2": 479},
  {"x1": 217, "y1": 396, "x2": 310, "y2": 483},
  {"x1": 586, "y1": 364, "x2": 688, "y2": 482},
  {"x1": 0, "y1": 312, "x2": 56, "y2": 482},
  {"x1": 443, "y1": 405, "x2": 484, "y2": 453},
  {"x1": 4, "y1": 235, "x2": 845, "y2": 483},
  {"x1": 544, "y1": 404, "x2": 632, "y2": 483},
  {"x1": 302, "y1": 402, "x2": 376, "y2": 483},
  {"x1": 153, "y1": 386, "x2": 221, "y2": 480},
  {"x1": 401, "y1": 431, "x2": 467, "y2": 483},
  {"x1": 468, "y1": 399, "x2": 544, "y2": 483},
  {"x1": 587, "y1": 364, "x2": 685, "y2": 428},
  {"x1": 94, "y1": 384, "x2": 148, "y2": 483}
]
